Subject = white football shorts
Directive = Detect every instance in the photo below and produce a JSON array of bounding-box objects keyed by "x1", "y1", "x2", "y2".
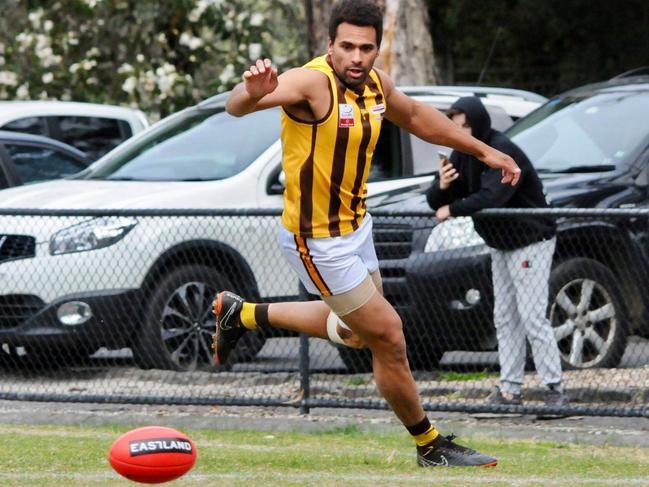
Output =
[{"x1": 278, "y1": 213, "x2": 382, "y2": 315}]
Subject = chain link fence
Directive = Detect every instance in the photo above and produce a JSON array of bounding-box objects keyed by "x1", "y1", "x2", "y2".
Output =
[{"x1": 0, "y1": 208, "x2": 647, "y2": 417}]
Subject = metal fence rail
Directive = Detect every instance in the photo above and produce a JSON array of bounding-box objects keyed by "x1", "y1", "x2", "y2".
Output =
[{"x1": 0, "y1": 208, "x2": 647, "y2": 417}]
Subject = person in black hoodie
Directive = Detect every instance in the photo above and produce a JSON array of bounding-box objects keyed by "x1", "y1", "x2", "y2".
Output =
[{"x1": 427, "y1": 96, "x2": 569, "y2": 406}]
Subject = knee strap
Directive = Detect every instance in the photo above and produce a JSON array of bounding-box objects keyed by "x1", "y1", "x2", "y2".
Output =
[{"x1": 326, "y1": 311, "x2": 351, "y2": 346}]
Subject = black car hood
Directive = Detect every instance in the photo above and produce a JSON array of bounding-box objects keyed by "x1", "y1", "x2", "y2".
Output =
[
  {"x1": 367, "y1": 170, "x2": 628, "y2": 212},
  {"x1": 536, "y1": 170, "x2": 628, "y2": 208},
  {"x1": 367, "y1": 181, "x2": 432, "y2": 211}
]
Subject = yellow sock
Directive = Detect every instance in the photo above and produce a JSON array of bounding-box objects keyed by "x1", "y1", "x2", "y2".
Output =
[
  {"x1": 240, "y1": 303, "x2": 260, "y2": 331},
  {"x1": 414, "y1": 426, "x2": 439, "y2": 447}
]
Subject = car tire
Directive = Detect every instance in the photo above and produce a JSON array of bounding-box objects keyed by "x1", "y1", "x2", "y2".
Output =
[
  {"x1": 548, "y1": 258, "x2": 628, "y2": 369},
  {"x1": 132, "y1": 264, "x2": 265, "y2": 371}
]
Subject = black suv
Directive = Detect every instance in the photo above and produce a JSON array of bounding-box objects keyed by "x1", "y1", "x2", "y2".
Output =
[{"x1": 341, "y1": 73, "x2": 649, "y2": 373}]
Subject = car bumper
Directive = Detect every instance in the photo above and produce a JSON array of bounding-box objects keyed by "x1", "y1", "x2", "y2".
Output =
[
  {"x1": 0, "y1": 289, "x2": 143, "y2": 349},
  {"x1": 382, "y1": 246, "x2": 495, "y2": 351}
]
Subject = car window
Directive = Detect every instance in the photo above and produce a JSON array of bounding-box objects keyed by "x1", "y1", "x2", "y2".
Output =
[
  {"x1": 410, "y1": 138, "x2": 451, "y2": 175},
  {"x1": 486, "y1": 105, "x2": 515, "y2": 131},
  {"x1": 1, "y1": 117, "x2": 48, "y2": 136},
  {"x1": 48, "y1": 116, "x2": 131, "y2": 161},
  {"x1": 86, "y1": 108, "x2": 280, "y2": 181},
  {"x1": 408, "y1": 104, "x2": 514, "y2": 175},
  {"x1": 508, "y1": 92, "x2": 649, "y2": 172},
  {"x1": 4, "y1": 143, "x2": 87, "y2": 184}
]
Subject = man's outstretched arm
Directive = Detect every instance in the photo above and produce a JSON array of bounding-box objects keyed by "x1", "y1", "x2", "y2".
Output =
[
  {"x1": 380, "y1": 72, "x2": 521, "y2": 185},
  {"x1": 226, "y1": 59, "x2": 325, "y2": 117}
]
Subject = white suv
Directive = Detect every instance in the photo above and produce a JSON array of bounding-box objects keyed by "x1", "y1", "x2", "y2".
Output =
[
  {"x1": 0, "y1": 101, "x2": 149, "y2": 161},
  {"x1": 0, "y1": 87, "x2": 545, "y2": 371}
]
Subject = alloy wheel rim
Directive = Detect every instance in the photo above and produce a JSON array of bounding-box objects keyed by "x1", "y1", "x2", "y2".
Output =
[
  {"x1": 159, "y1": 281, "x2": 216, "y2": 370},
  {"x1": 550, "y1": 277, "x2": 617, "y2": 368}
]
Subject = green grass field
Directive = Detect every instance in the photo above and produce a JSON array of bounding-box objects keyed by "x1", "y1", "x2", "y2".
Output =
[{"x1": 0, "y1": 423, "x2": 647, "y2": 486}]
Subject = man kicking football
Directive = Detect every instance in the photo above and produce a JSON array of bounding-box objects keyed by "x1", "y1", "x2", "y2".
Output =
[{"x1": 214, "y1": 0, "x2": 520, "y2": 468}]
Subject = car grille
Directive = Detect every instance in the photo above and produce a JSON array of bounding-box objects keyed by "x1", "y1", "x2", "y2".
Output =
[
  {"x1": 373, "y1": 222, "x2": 414, "y2": 310},
  {"x1": 0, "y1": 234, "x2": 36, "y2": 262},
  {"x1": 0, "y1": 295, "x2": 44, "y2": 329},
  {"x1": 373, "y1": 223, "x2": 414, "y2": 260}
]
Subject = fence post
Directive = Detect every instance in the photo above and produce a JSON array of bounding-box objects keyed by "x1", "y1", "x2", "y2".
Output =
[
  {"x1": 297, "y1": 283, "x2": 315, "y2": 414},
  {"x1": 299, "y1": 332, "x2": 310, "y2": 415}
]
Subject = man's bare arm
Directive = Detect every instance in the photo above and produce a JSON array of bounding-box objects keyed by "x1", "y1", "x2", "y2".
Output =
[
  {"x1": 226, "y1": 59, "x2": 326, "y2": 117},
  {"x1": 380, "y1": 71, "x2": 521, "y2": 185}
]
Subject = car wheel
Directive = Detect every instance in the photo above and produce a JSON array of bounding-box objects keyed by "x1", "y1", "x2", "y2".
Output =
[
  {"x1": 133, "y1": 265, "x2": 265, "y2": 371},
  {"x1": 549, "y1": 258, "x2": 628, "y2": 369}
]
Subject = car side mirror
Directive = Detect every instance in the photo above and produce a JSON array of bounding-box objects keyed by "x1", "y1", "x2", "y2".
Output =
[{"x1": 267, "y1": 168, "x2": 286, "y2": 195}]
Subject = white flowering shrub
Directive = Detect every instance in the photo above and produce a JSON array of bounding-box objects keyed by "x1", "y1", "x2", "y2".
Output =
[{"x1": 0, "y1": 0, "x2": 307, "y2": 119}]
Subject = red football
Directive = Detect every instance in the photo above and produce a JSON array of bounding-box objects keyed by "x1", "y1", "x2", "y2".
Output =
[{"x1": 109, "y1": 426, "x2": 197, "y2": 484}]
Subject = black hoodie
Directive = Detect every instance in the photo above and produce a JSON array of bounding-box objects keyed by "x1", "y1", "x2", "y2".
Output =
[{"x1": 426, "y1": 96, "x2": 556, "y2": 250}]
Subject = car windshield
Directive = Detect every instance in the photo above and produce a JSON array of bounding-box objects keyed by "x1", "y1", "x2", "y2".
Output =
[
  {"x1": 507, "y1": 91, "x2": 649, "y2": 173},
  {"x1": 409, "y1": 104, "x2": 514, "y2": 175},
  {"x1": 83, "y1": 107, "x2": 280, "y2": 181}
]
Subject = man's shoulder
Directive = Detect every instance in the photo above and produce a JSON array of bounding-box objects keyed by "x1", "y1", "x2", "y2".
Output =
[
  {"x1": 280, "y1": 66, "x2": 330, "y2": 91},
  {"x1": 285, "y1": 65, "x2": 329, "y2": 79},
  {"x1": 278, "y1": 66, "x2": 331, "y2": 120},
  {"x1": 371, "y1": 67, "x2": 394, "y2": 96},
  {"x1": 303, "y1": 55, "x2": 330, "y2": 70}
]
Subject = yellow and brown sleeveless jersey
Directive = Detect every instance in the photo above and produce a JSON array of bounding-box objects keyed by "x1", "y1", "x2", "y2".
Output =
[{"x1": 280, "y1": 55, "x2": 386, "y2": 238}]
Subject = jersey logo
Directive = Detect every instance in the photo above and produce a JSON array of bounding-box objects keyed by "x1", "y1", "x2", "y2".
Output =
[
  {"x1": 338, "y1": 103, "x2": 355, "y2": 128},
  {"x1": 371, "y1": 103, "x2": 385, "y2": 120}
]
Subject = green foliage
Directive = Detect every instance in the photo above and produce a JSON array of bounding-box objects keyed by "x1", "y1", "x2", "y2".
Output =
[
  {"x1": 4, "y1": 0, "x2": 644, "y2": 116},
  {"x1": 0, "y1": 0, "x2": 308, "y2": 119},
  {"x1": 427, "y1": 0, "x2": 649, "y2": 96}
]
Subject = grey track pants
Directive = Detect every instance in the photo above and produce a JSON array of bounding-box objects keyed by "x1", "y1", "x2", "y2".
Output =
[{"x1": 490, "y1": 237, "x2": 563, "y2": 395}]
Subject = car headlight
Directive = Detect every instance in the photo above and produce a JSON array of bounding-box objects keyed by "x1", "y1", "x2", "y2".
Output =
[
  {"x1": 424, "y1": 217, "x2": 485, "y2": 252},
  {"x1": 50, "y1": 216, "x2": 137, "y2": 255}
]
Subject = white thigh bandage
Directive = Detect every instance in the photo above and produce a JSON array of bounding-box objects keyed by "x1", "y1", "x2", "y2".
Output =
[{"x1": 326, "y1": 311, "x2": 351, "y2": 346}]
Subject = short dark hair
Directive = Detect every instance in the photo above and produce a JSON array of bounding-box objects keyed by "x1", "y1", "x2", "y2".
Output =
[{"x1": 329, "y1": 0, "x2": 383, "y2": 47}]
